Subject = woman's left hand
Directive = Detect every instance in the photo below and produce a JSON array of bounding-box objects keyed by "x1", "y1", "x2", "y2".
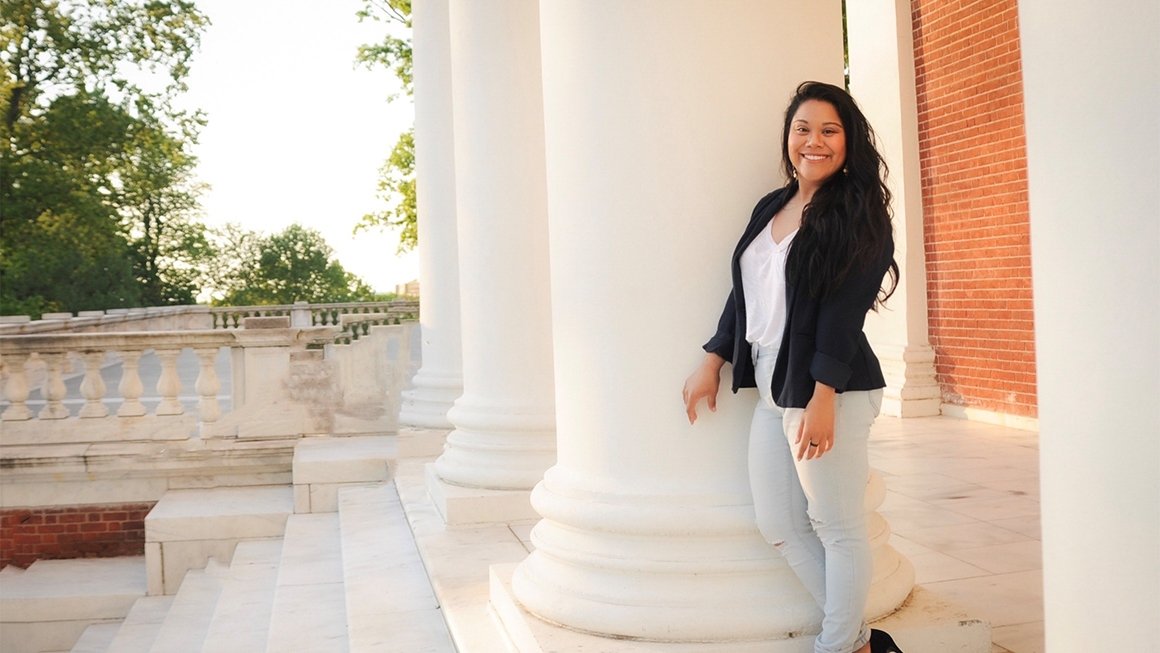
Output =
[{"x1": 796, "y1": 383, "x2": 837, "y2": 461}]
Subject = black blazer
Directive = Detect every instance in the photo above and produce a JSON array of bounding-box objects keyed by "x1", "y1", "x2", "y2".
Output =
[{"x1": 703, "y1": 186, "x2": 891, "y2": 409}]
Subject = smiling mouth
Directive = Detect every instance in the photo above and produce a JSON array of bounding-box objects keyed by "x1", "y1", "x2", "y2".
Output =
[{"x1": 801, "y1": 154, "x2": 829, "y2": 161}]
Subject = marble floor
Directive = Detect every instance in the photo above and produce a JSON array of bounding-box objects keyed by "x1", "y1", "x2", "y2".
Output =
[{"x1": 869, "y1": 416, "x2": 1043, "y2": 653}]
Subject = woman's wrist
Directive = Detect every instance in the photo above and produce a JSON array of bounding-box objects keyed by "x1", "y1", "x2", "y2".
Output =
[
  {"x1": 812, "y1": 381, "x2": 836, "y2": 400},
  {"x1": 702, "y1": 352, "x2": 727, "y2": 372}
]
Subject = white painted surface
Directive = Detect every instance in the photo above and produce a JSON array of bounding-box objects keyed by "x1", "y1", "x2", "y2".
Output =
[
  {"x1": 433, "y1": 0, "x2": 557, "y2": 492},
  {"x1": 1018, "y1": 0, "x2": 1160, "y2": 648},
  {"x1": 847, "y1": 0, "x2": 940, "y2": 418},
  {"x1": 400, "y1": 0, "x2": 464, "y2": 429}
]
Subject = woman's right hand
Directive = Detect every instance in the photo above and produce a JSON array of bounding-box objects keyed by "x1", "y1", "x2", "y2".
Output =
[{"x1": 682, "y1": 353, "x2": 726, "y2": 424}]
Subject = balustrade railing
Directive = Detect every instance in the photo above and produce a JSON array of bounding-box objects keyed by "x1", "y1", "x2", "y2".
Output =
[
  {"x1": 3, "y1": 332, "x2": 237, "y2": 425},
  {"x1": 0, "y1": 300, "x2": 420, "y2": 336},
  {"x1": 209, "y1": 300, "x2": 418, "y2": 331},
  {"x1": 1, "y1": 311, "x2": 419, "y2": 446},
  {"x1": 0, "y1": 304, "x2": 420, "y2": 521}
]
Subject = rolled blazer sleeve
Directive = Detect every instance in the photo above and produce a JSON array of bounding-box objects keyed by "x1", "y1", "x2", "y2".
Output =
[
  {"x1": 810, "y1": 239, "x2": 894, "y2": 391},
  {"x1": 703, "y1": 290, "x2": 737, "y2": 361}
]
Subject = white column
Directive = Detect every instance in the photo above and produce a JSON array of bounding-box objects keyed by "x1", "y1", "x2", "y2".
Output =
[
  {"x1": 1019, "y1": 1, "x2": 1160, "y2": 648},
  {"x1": 399, "y1": 0, "x2": 463, "y2": 429},
  {"x1": 427, "y1": 0, "x2": 555, "y2": 519},
  {"x1": 847, "y1": 0, "x2": 940, "y2": 418},
  {"x1": 510, "y1": 1, "x2": 912, "y2": 641}
]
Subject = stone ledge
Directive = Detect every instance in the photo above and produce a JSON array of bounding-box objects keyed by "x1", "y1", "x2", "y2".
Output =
[
  {"x1": 291, "y1": 436, "x2": 395, "y2": 484},
  {"x1": 0, "y1": 557, "x2": 145, "y2": 653},
  {"x1": 146, "y1": 486, "x2": 293, "y2": 595}
]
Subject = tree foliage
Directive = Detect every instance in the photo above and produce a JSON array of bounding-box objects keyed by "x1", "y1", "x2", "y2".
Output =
[
  {"x1": 353, "y1": 0, "x2": 415, "y2": 253},
  {"x1": 0, "y1": 0, "x2": 210, "y2": 316},
  {"x1": 211, "y1": 223, "x2": 376, "y2": 307},
  {"x1": 354, "y1": 127, "x2": 415, "y2": 252}
]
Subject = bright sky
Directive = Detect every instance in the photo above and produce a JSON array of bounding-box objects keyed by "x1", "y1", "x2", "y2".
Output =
[{"x1": 178, "y1": 0, "x2": 417, "y2": 293}]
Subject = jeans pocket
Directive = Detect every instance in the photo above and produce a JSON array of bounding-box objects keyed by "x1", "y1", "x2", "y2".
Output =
[{"x1": 867, "y1": 389, "x2": 884, "y2": 417}]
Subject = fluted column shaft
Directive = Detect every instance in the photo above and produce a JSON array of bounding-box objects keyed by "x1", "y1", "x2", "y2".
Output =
[
  {"x1": 512, "y1": 1, "x2": 912, "y2": 641},
  {"x1": 432, "y1": 0, "x2": 555, "y2": 491},
  {"x1": 399, "y1": 0, "x2": 463, "y2": 429}
]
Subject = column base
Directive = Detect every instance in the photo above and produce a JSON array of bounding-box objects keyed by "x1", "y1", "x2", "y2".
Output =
[
  {"x1": 878, "y1": 344, "x2": 941, "y2": 418},
  {"x1": 425, "y1": 464, "x2": 538, "y2": 525},
  {"x1": 491, "y1": 565, "x2": 990, "y2": 652},
  {"x1": 398, "y1": 427, "x2": 450, "y2": 459},
  {"x1": 398, "y1": 373, "x2": 462, "y2": 429}
]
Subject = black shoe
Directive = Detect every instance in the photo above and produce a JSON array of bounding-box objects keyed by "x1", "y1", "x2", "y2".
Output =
[{"x1": 870, "y1": 629, "x2": 904, "y2": 653}]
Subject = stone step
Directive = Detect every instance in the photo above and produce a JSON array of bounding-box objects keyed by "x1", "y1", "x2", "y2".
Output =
[
  {"x1": 199, "y1": 539, "x2": 284, "y2": 653},
  {"x1": 338, "y1": 484, "x2": 453, "y2": 653},
  {"x1": 265, "y1": 513, "x2": 348, "y2": 653},
  {"x1": 145, "y1": 485, "x2": 293, "y2": 594},
  {"x1": 103, "y1": 596, "x2": 173, "y2": 653},
  {"x1": 66, "y1": 622, "x2": 119, "y2": 653},
  {"x1": 0, "y1": 556, "x2": 145, "y2": 653},
  {"x1": 146, "y1": 560, "x2": 228, "y2": 653},
  {"x1": 292, "y1": 435, "x2": 396, "y2": 513}
]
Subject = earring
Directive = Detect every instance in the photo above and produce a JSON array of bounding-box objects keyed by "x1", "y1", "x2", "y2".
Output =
[{"x1": 791, "y1": 167, "x2": 797, "y2": 179}]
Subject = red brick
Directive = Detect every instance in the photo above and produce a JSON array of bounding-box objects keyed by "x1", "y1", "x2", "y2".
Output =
[{"x1": 914, "y1": 0, "x2": 1036, "y2": 418}]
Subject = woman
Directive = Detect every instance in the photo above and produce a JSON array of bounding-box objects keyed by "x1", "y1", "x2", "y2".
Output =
[{"x1": 682, "y1": 81, "x2": 904, "y2": 653}]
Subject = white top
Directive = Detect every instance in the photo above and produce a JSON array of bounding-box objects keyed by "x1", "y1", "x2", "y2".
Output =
[{"x1": 740, "y1": 222, "x2": 797, "y2": 350}]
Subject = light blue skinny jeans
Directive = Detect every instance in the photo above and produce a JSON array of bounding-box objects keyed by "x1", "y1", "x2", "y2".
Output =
[{"x1": 750, "y1": 344, "x2": 882, "y2": 653}]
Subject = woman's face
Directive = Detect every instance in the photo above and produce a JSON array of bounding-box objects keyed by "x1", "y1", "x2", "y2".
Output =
[{"x1": 787, "y1": 99, "x2": 847, "y2": 187}]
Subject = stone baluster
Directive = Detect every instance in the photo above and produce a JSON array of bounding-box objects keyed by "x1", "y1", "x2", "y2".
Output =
[
  {"x1": 38, "y1": 352, "x2": 69, "y2": 419},
  {"x1": 117, "y1": 349, "x2": 147, "y2": 417},
  {"x1": 77, "y1": 351, "x2": 109, "y2": 418},
  {"x1": 290, "y1": 301, "x2": 312, "y2": 327},
  {"x1": 194, "y1": 347, "x2": 221, "y2": 422},
  {"x1": 154, "y1": 348, "x2": 184, "y2": 416},
  {"x1": 1, "y1": 352, "x2": 33, "y2": 421}
]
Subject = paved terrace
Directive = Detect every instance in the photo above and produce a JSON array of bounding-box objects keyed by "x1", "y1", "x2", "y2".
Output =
[{"x1": 394, "y1": 415, "x2": 1044, "y2": 653}]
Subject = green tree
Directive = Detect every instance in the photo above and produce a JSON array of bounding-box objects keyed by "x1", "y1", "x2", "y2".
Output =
[
  {"x1": 0, "y1": 0, "x2": 209, "y2": 316},
  {"x1": 352, "y1": 0, "x2": 415, "y2": 253},
  {"x1": 120, "y1": 120, "x2": 211, "y2": 306},
  {"x1": 214, "y1": 224, "x2": 376, "y2": 306}
]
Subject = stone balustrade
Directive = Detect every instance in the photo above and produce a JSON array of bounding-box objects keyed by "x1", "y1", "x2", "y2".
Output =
[
  {"x1": 0, "y1": 300, "x2": 420, "y2": 336},
  {"x1": 0, "y1": 325, "x2": 337, "y2": 440},
  {"x1": 0, "y1": 301, "x2": 418, "y2": 595},
  {"x1": 209, "y1": 300, "x2": 419, "y2": 330},
  {"x1": 0, "y1": 330, "x2": 232, "y2": 426},
  {"x1": 0, "y1": 310, "x2": 419, "y2": 514},
  {"x1": 0, "y1": 306, "x2": 215, "y2": 336}
]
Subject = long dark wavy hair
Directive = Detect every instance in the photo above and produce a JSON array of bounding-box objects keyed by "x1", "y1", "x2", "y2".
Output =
[{"x1": 781, "y1": 81, "x2": 899, "y2": 308}]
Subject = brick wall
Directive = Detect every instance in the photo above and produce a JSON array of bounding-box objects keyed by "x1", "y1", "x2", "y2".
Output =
[
  {"x1": 0, "y1": 503, "x2": 153, "y2": 568},
  {"x1": 912, "y1": 0, "x2": 1037, "y2": 417}
]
